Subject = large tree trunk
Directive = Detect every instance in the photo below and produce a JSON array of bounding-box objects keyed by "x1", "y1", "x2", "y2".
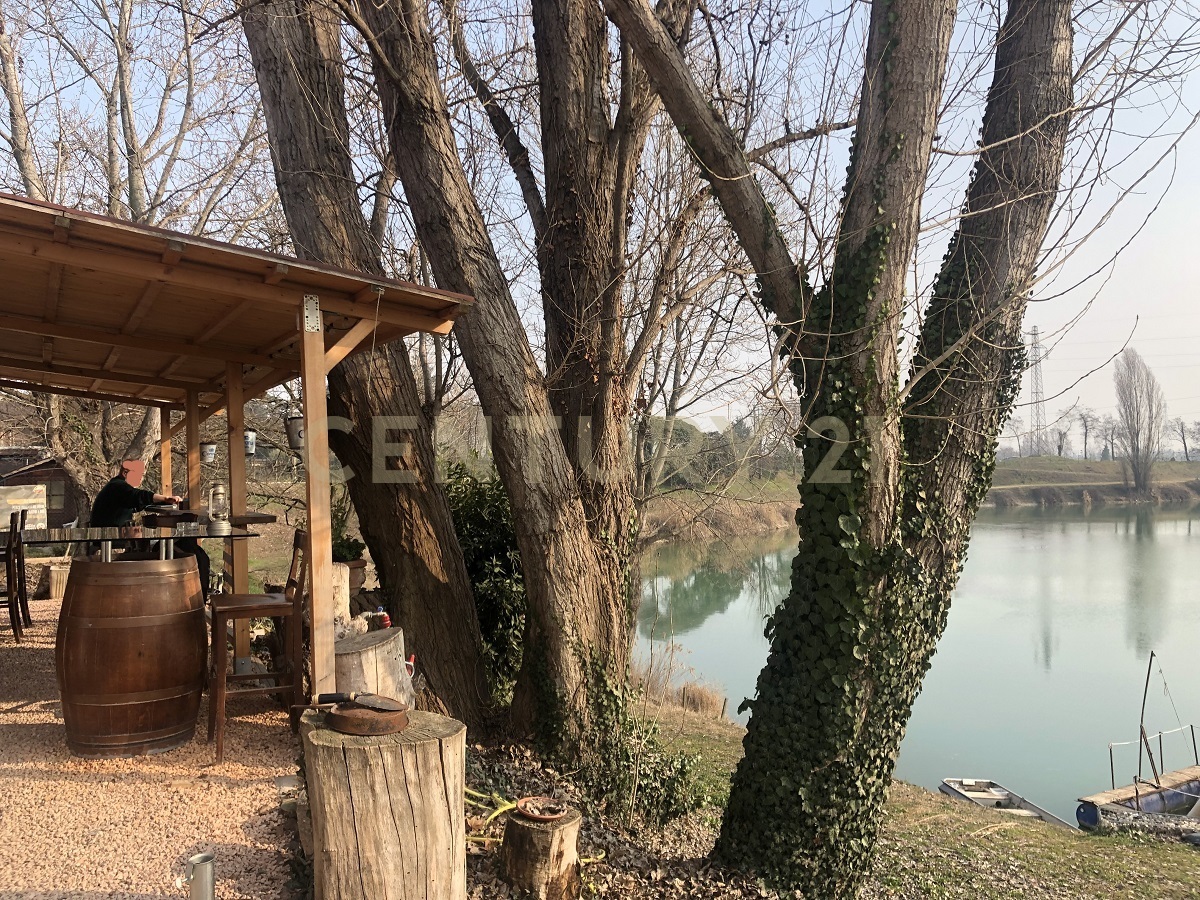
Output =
[
  {"x1": 240, "y1": 0, "x2": 489, "y2": 726},
  {"x1": 607, "y1": 0, "x2": 1074, "y2": 893},
  {"x1": 354, "y1": 0, "x2": 631, "y2": 747}
]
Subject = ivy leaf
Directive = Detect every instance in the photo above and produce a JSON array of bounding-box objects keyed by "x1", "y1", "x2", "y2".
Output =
[{"x1": 838, "y1": 513, "x2": 862, "y2": 535}]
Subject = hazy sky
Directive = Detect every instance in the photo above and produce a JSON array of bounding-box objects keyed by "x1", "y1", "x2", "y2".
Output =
[
  {"x1": 1024, "y1": 158, "x2": 1200, "y2": 438},
  {"x1": 1023, "y1": 87, "x2": 1200, "y2": 440}
]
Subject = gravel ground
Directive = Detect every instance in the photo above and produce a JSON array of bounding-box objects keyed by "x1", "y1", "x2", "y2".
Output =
[{"x1": 0, "y1": 598, "x2": 301, "y2": 899}]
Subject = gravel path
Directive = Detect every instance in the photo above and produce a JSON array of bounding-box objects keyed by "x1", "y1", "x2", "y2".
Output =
[{"x1": 0, "y1": 598, "x2": 300, "y2": 899}]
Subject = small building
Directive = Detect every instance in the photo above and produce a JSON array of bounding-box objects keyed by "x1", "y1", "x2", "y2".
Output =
[
  {"x1": 0, "y1": 447, "x2": 51, "y2": 476},
  {"x1": 0, "y1": 457, "x2": 79, "y2": 527}
]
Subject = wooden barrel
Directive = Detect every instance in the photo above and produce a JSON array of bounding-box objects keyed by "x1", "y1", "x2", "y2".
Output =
[{"x1": 55, "y1": 556, "x2": 206, "y2": 757}]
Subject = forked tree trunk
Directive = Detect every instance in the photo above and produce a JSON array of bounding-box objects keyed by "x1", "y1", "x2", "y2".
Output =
[
  {"x1": 355, "y1": 0, "x2": 632, "y2": 747},
  {"x1": 240, "y1": 0, "x2": 489, "y2": 726},
  {"x1": 606, "y1": 0, "x2": 1074, "y2": 892}
]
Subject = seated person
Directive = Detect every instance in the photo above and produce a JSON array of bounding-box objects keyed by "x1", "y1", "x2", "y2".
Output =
[
  {"x1": 89, "y1": 460, "x2": 210, "y2": 597},
  {"x1": 89, "y1": 460, "x2": 179, "y2": 527}
]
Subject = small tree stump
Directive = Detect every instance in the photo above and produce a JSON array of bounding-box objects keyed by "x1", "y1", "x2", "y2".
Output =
[
  {"x1": 335, "y1": 626, "x2": 413, "y2": 701},
  {"x1": 501, "y1": 807, "x2": 583, "y2": 900},
  {"x1": 301, "y1": 709, "x2": 467, "y2": 900}
]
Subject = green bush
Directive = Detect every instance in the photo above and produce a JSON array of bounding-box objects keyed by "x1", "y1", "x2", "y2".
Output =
[
  {"x1": 446, "y1": 463, "x2": 703, "y2": 823},
  {"x1": 569, "y1": 660, "x2": 705, "y2": 825},
  {"x1": 444, "y1": 462, "x2": 526, "y2": 702}
]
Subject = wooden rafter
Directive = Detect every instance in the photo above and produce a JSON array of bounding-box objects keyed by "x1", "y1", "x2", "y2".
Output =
[
  {"x1": 325, "y1": 317, "x2": 378, "y2": 372},
  {"x1": 0, "y1": 376, "x2": 177, "y2": 408},
  {"x1": 0, "y1": 355, "x2": 215, "y2": 395},
  {"x1": 0, "y1": 313, "x2": 299, "y2": 370},
  {"x1": 0, "y1": 227, "x2": 459, "y2": 331}
]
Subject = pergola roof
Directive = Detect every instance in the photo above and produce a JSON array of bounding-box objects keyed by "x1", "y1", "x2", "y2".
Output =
[{"x1": 0, "y1": 192, "x2": 471, "y2": 408}]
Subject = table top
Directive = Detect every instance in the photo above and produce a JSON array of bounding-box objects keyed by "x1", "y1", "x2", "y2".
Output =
[{"x1": 21, "y1": 525, "x2": 256, "y2": 545}]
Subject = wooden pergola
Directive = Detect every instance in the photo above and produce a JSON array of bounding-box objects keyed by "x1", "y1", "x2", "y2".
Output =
[{"x1": 0, "y1": 192, "x2": 471, "y2": 692}]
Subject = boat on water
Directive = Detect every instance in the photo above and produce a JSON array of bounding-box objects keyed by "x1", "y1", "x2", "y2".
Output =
[{"x1": 939, "y1": 778, "x2": 1074, "y2": 829}]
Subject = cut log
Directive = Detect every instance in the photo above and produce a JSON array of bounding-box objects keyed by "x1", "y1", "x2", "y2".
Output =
[
  {"x1": 334, "y1": 626, "x2": 413, "y2": 703},
  {"x1": 301, "y1": 709, "x2": 467, "y2": 900},
  {"x1": 501, "y1": 806, "x2": 583, "y2": 900}
]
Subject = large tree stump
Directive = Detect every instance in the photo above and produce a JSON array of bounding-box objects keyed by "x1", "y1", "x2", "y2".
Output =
[
  {"x1": 301, "y1": 710, "x2": 467, "y2": 900},
  {"x1": 335, "y1": 626, "x2": 413, "y2": 701},
  {"x1": 501, "y1": 806, "x2": 583, "y2": 900}
]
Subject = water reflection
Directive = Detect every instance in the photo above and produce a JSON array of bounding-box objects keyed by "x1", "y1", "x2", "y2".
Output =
[
  {"x1": 1123, "y1": 509, "x2": 1166, "y2": 657},
  {"x1": 638, "y1": 532, "x2": 793, "y2": 641},
  {"x1": 638, "y1": 503, "x2": 1200, "y2": 822}
]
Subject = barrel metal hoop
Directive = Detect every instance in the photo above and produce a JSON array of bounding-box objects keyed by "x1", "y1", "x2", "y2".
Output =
[
  {"x1": 65, "y1": 684, "x2": 199, "y2": 705},
  {"x1": 65, "y1": 610, "x2": 203, "y2": 629}
]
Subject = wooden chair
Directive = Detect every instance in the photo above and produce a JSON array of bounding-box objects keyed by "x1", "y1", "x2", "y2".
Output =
[
  {"x1": 2, "y1": 511, "x2": 29, "y2": 641},
  {"x1": 207, "y1": 529, "x2": 307, "y2": 762}
]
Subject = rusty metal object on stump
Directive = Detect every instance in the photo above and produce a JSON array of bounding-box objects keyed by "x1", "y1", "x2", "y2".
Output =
[
  {"x1": 325, "y1": 701, "x2": 410, "y2": 735},
  {"x1": 56, "y1": 556, "x2": 206, "y2": 757}
]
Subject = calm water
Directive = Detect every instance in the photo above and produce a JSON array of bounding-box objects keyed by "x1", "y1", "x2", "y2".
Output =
[{"x1": 637, "y1": 505, "x2": 1200, "y2": 823}]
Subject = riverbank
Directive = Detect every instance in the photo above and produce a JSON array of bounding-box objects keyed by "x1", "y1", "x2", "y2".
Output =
[
  {"x1": 642, "y1": 490, "x2": 796, "y2": 543},
  {"x1": 986, "y1": 457, "x2": 1200, "y2": 507},
  {"x1": 464, "y1": 705, "x2": 1200, "y2": 898}
]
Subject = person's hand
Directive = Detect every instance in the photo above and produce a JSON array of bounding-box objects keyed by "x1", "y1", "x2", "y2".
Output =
[{"x1": 169, "y1": 495, "x2": 183, "y2": 504}]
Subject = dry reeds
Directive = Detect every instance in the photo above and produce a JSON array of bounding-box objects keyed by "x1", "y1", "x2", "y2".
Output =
[
  {"x1": 630, "y1": 644, "x2": 730, "y2": 721},
  {"x1": 674, "y1": 681, "x2": 727, "y2": 719}
]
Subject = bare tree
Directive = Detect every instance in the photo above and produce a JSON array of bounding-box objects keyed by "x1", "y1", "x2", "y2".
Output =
[
  {"x1": 0, "y1": 0, "x2": 273, "y2": 511},
  {"x1": 1077, "y1": 407, "x2": 1098, "y2": 460},
  {"x1": 239, "y1": 0, "x2": 490, "y2": 724},
  {"x1": 1052, "y1": 416, "x2": 1073, "y2": 457},
  {"x1": 1005, "y1": 415, "x2": 1026, "y2": 458},
  {"x1": 1169, "y1": 416, "x2": 1191, "y2": 461},
  {"x1": 1114, "y1": 348, "x2": 1167, "y2": 494},
  {"x1": 1100, "y1": 414, "x2": 1119, "y2": 460}
]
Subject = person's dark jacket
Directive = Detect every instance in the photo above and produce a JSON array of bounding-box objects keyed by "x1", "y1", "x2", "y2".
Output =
[{"x1": 89, "y1": 476, "x2": 155, "y2": 527}]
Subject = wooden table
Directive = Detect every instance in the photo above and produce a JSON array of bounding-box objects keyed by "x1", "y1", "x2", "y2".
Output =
[{"x1": 23, "y1": 524, "x2": 255, "y2": 560}]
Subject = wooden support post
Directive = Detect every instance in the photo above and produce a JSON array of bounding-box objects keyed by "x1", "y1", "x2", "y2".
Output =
[
  {"x1": 185, "y1": 390, "x2": 201, "y2": 509},
  {"x1": 301, "y1": 710, "x2": 467, "y2": 900},
  {"x1": 226, "y1": 363, "x2": 251, "y2": 668},
  {"x1": 300, "y1": 295, "x2": 335, "y2": 696},
  {"x1": 159, "y1": 407, "x2": 172, "y2": 495}
]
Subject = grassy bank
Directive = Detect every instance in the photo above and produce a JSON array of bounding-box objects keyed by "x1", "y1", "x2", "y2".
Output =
[
  {"x1": 642, "y1": 476, "x2": 798, "y2": 542},
  {"x1": 648, "y1": 705, "x2": 1200, "y2": 898},
  {"x1": 987, "y1": 457, "x2": 1200, "y2": 507}
]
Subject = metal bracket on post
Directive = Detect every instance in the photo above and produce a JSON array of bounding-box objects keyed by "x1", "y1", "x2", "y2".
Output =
[{"x1": 303, "y1": 294, "x2": 322, "y2": 333}]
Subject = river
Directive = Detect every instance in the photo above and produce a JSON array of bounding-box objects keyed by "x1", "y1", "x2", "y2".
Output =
[{"x1": 636, "y1": 504, "x2": 1200, "y2": 824}]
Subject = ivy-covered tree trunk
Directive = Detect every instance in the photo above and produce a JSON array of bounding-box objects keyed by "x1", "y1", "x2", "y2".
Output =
[{"x1": 607, "y1": 0, "x2": 1074, "y2": 892}]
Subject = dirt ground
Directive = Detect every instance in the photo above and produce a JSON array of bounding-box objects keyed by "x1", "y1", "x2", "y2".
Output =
[{"x1": 0, "y1": 598, "x2": 302, "y2": 899}]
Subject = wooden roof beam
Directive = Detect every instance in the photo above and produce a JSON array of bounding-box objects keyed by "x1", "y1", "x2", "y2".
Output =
[
  {"x1": 0, "y1": 313, "x2": 299, "y2": 370},
  {"x1": 0, "y1": 376, "x2": 176, "y2": 408},
  {"x1": 0, "y1": 227, "x2": 457, "y2": 330},
  {"x1": 167, "y1": 366, "x2": 294, "y2": 438},
  {"x1": 122, "y1": 281, "x2": 164, "y2": 335},
  {"x1": 0, "y1": 355, "x2": 216, "y2": 395},
  {"x1": 325, "y1": 317, "x2": 378, "y2": 373}
]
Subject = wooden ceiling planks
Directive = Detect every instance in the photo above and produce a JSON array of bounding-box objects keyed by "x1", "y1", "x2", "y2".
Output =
[{"x1": 0, "y1": 192, "x2": 471, "y2": 409}]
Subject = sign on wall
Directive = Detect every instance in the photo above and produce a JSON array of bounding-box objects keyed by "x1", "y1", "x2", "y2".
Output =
[{"x1": 0, "y1": 484, "x2": 47, "y2": 529}]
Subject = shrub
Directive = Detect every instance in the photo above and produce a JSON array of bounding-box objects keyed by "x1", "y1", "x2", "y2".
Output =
[{"x1": 444, "y1": 462, "x2": 526, "y2": 702}]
